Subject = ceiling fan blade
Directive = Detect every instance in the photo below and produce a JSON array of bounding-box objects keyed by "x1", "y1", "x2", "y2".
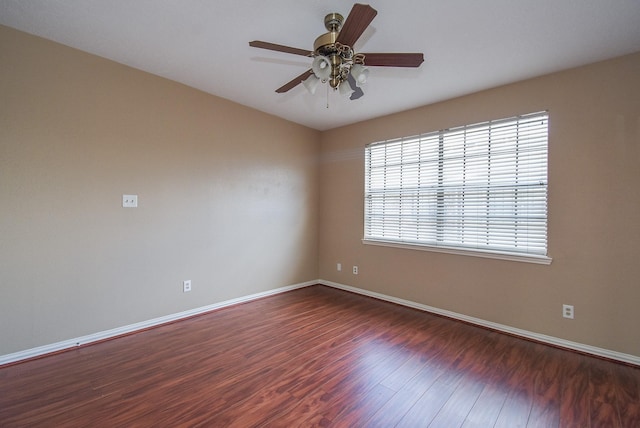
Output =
[
  {"x1": 276, "y1": 69, "x2": 314, "y2": 93},
  {"x1": 249, "y1": 41, "x2": 313, "y2": 57},
  {"x1": 335, "y1": 4, "x2": 377, "y2": 47},
  {"x1": 361, "y1": 53, "x2": 425, "y2": 67}
]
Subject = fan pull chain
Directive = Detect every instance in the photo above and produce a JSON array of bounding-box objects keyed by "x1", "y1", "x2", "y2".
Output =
[{"x1": 326, "y1": 83, "x2": 330, "y2": 109}]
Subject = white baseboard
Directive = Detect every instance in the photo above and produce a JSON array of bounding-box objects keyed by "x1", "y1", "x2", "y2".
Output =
[
  {"x1": 0, "y1": 280, "x2": 316, "y2": 366},
  {"x1": 319, "y1": 279, "x2": 640, "y2": 367},
  {"x1": 3, "y1": 279, "x2": 638, "y2": 367}
]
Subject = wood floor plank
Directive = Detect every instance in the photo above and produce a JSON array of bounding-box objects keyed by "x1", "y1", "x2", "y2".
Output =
[
  {"x1": 493, "y1": 340, "x2": 539, "y2": 427},
  {"x1": 362, "y1": 356, "x2": 447, "y2": 427},
  {"x1": 429, "y1": 379, "x2": 485, "y2": 427},
  {"x1": 611, "y1": 361, "x2": 640, "y2": 427},
  {"x1": 330, "y1": 383, "x2": 396, "y2": 427},
  {"x1": 527, "y1": 345, "x2": 563, "y2": 428},
  {"x1": 588, "y1": 360, "x2": 621, "y2": 427},
  {"x1": 559, "y1": 353, "x2": 594, "y2": 427},
  {"x1": 462, "y1": 383, "x2": 508, "y2": 428},
  {"x1": 395, "y1": 375, "x2": 461, "y2": 427},
  {"x1": 1, "y1": 285, "x2": 639, "y2": 427}
]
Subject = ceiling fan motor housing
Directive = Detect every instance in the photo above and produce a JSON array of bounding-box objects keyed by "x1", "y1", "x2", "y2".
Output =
[
  {"x1": 314, "y1": 31, "x2": 338, "y2": 54},
  {"x1": 324, "y1": 13, "x2": 344, "y2": 32}
]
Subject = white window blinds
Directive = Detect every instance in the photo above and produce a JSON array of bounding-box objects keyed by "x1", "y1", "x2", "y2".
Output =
[{"x1": 364, "y1": 111, "x2": 549, "y2": 258}]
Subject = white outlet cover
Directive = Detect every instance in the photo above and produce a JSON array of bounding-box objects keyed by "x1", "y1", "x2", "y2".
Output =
[
  {"x1": 562, "y1": 304, "x2": 574, "y2": 319},
  {"x1": 183, "y1": 280, "x2": 192, "y2": 292},
  {"x1": 122, "y1": 194, "x2": 138, "y2": 208}
]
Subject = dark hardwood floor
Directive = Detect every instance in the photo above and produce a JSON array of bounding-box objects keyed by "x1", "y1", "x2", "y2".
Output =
[{"x1": 1, "y1": 285, "x2": 639, "y2": 427}]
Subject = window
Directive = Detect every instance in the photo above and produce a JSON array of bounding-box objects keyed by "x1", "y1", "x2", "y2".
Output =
[{"x1": 364, "y1": 111, "x2": 549, "y2": 263}]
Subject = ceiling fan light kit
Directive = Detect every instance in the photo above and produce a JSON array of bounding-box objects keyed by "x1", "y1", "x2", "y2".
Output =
[
  {"x1": 302, "y1": 74, "x2": 321, "y2": 95},
  {"x1": 249, "y1": 3, "x2": 424, "y2": 99},
  {"x1": 311, "y1": 56, "x2": 332, "y2": 81},
  {"x1": 350, "y1": 64, "x2": 369, "y2": 85}
]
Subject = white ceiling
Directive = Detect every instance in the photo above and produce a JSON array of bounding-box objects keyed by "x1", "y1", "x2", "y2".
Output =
[{"x1": 1, "y1": 0, "x2": 640, "y2": 131}]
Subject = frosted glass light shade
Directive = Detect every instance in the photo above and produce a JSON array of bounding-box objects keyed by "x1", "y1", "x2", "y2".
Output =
[
  {"x1": 351, "y1": 64, "x2": 369, "y2": 86},
  {"x1": 302, "y1": 74, "x2": 321, "y2": 94},
  {"x1": 312, "y1": 56, "x2": 332, "y2": 80}
]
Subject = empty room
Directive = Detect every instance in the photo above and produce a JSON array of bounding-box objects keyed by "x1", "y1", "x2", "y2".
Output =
[{"x1": 1, "y1": 1, "x2": 639, "y2": 426}]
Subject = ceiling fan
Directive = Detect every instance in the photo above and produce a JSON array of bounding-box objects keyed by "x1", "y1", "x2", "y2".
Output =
[{"x1": 249, "y1": 3, "x2": 424, "y2": 100}]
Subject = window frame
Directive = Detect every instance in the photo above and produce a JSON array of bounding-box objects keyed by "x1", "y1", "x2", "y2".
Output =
[{"x1": 363, "y1": 112, "x2": 551, "y2": 265}]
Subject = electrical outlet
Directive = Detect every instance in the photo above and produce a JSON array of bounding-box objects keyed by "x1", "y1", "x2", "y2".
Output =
[
  {"x1": 352, "y1": 266, "x2": 358, "y2": 275},
  {"x1": 183, "y1": 280, "x2": 192, "y2": 293},
  {"x1": 563, "y1": 304, "x2": 574, "y2": 319},
  {"x1": 337, "y1": 263, "x2": 342, "y2": 272},
  {"x1": 122, "y1": 194, "x2": 138, "y2": 208}
]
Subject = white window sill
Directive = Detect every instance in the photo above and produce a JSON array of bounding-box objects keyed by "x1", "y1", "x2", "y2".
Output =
[{"x1": 362, "y1": 239, "x2": 552, "y2": 265}]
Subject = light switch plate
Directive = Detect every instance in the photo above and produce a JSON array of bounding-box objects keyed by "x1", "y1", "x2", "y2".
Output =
[{"x1": 122, "y1": 195, "x2": 138, "y2": 208}]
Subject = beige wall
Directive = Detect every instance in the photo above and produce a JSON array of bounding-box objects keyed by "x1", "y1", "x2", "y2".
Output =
[
  {"x1": 319, "y1": 52, "x2": 640, "y2": 357},
  {"x1": 0, "y1": 25, "x2": 320, "y2": 355},
  {"x1": 2, "y1": 22, "x2": 639, "y2": 360}
]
